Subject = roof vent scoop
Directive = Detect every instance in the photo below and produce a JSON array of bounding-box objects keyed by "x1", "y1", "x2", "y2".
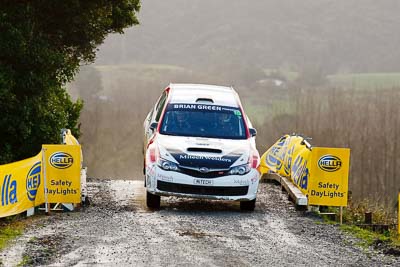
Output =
[
  {"x1": 187, "y1": 147, "x2": 222, "y2": 153},
  {"x1": 196, "y1": 98, "x2": 214, "y2": 103}
]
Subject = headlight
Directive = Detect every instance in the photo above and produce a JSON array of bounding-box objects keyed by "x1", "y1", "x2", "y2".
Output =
[
  {"x1": 158, "y1": 159, "x2": 180, "y2": 171},
  {"x1": 229, "y1": 164, "x2": 250, "y2": 175}
]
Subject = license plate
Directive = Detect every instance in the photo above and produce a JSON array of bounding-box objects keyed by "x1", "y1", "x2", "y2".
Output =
[{"x1": 193, "y1": 179, "x2": 213, "y2": 186}]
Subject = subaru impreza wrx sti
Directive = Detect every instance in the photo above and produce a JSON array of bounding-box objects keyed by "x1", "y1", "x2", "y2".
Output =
[{"x1": 143, "y1": 84, "x2": 260, "y2": 210}]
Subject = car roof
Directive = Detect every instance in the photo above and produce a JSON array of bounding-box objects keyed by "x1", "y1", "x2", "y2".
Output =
[{"x1": 168, "y1": 83, "x2": 240, "y2": 107}]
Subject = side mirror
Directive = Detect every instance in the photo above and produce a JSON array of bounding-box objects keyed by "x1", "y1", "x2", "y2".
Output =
[
  {"x1": 249, "y1": 128, "x2": 257, "y2": 137},
  {"x1": 149, "y1": 122, "x2": 158, "y2": 132}
]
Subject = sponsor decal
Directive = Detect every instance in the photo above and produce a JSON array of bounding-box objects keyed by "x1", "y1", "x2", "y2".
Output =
[
  {"x1": 283, "y1": 145, "x2": 295, "y2": 176},
  {"x1": 45, "y1": 179, "x2": 77, "y2": 196},
  {"x1": 179, "y1": 154, "x2": 232, "y2": 163},
  {"x1": 1, "y1": 174, "x2": 17, "y2": 206},
  {"x1": 193, "y1": 179, "x2": 213, "y2": 186},
  {"x1": 157, "y1": 173, "x2": 173, "y2": 183},
  {"x1": 265, "y1": 138, "x2": 287, "y2": 169},
  {"x1": 147, "y1": 166, "x2": 156, "y2": 177},
  {"x1": 234, "y1": 179, "x2": 249, "y2": 186},
  {"x1": 45, "y1": 188, "x2": 77, "y2": 196},
  {"x1": 251, "y1": 176, "x2": 258, "y2": 184},
  {"x1": 173, "y1": 104, "x2": 222, "y2": 111},
  {"x1": 171, "y1": 152, "x2": 240, "y2": 170},
  {"x1": 292, "y1": 155, "x2": 309, "y2": 190},
  {"x1": 50, "y1": 152, "x2": 73, "y2": 169},
  {"x1": 26, "y1": 162, "x2": 41, "y2": 201},
  {"x1": 310, "y1": 181, "x2": 344, "y2": 198},
  {"x1": 169, "y1": 104, "x2": 242, "y2": 116},
  {"x1": 195, "y1": 143, "x2": 210, "y2": 146},
  {"x1": 233, "y1": 110, "x2": 242, "y2": 116},
  {"x1": 318, "y1": 155, "x2": 342, "y2": 172}
]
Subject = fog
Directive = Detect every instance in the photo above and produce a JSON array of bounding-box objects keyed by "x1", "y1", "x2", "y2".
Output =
[{"x1": 69, "y1": 1, "x2": 400, "y2": 206}]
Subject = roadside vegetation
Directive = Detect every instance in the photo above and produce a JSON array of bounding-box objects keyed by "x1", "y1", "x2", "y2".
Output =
[
  {"x1": 315, "y1": 202, "x2": 400, "y2": 255},
  {"x1": 0, "y1": 217, "x2": 25, "y2": 250},
  {"x1": 0, "y1": 0, "x2": 140, "y2": 164}
]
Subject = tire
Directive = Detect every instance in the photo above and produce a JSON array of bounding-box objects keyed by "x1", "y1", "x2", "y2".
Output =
[
  {"x1": 240, "y1": 199, "x2": 256, "y2": 211},
  {"x1": 146, "y1": 191, "x2": 161, "y2": 209}
]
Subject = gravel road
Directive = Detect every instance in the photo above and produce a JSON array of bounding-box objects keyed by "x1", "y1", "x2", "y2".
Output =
[{"x1": 1, "y1": 179, "x2": 399, "y2": 266}]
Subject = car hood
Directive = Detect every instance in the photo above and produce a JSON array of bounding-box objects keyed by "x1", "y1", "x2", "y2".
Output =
[{"x1": 155, "y1": 134, "x2": 252, "y2": 170}]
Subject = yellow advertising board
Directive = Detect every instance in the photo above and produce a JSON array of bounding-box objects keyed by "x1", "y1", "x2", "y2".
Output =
[
  {"x1": 43, "y1": 145, "x2": 81, "y2": 203},
  {"x1": 260, "y1": 135, "x2": 351, "y2": 207},
  {"x1": 0, "y1": 153, "x2": 44, "y2": 218},
  {"x1": 259, "y1": 135, "x2": 312, "y2": 195},
  {"x1": 308, "y1": 147, "x2": 350, "y2": 206}
]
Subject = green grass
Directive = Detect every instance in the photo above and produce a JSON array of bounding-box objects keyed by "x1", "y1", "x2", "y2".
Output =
[
  {"x1": 340, "y1": 224, "x2": 390, "y2": 248},
  {"x1": 328, "y1": 72, "x2": 400, "y2": 89},
  {"x1": 17, "y1": 255, "x2": 32, "y2": 267},
  {"x1": 242, "y1": 97, "x2": 297, "y2": 127},
  {"x1": 315, "y1": 204, "x2": 400, "y2": 252},
  {"x1": 0, "y1": 222, "x2": 24, "y2": 250},
  {"x1": 262, "y1": 68, "x2": 400, "y2": 90}
]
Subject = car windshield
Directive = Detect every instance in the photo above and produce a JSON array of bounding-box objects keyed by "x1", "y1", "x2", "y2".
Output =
[{"x1": 159, "y1": 104, "x2": 247, "y2": 139}]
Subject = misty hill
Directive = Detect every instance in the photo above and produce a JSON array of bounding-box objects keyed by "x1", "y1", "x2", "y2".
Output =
[{"x1": 96, "y1": 0, "x2": 400, "y2": 74}]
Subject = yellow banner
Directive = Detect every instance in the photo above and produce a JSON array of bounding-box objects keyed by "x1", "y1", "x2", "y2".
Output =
[
  {"x1": 63, "y1": 129, "x2": 80, "y2": 145},
  {"x1": 260, "y1": 135, "x2": 312, "y2": 195},
  {"x1": 308, "y1": 147, "x2": 350, "y2": 206},
  {"x1": 290, "y1": 143, "x2": 311, "y2": 195},
  {"x1": 43, "y1": 145, "x2": 81, "y2": 203},
  {"x1": 260, "y1": 135, "x2": 351, "y2": 207},
  {"x1": 0, "y1": 153, "x2": 44, "y2": 218}
]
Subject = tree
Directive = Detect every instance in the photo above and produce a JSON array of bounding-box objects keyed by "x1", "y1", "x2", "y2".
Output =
[{"x1": 0, "y1": 0, "x2": 140, "y2": 163}]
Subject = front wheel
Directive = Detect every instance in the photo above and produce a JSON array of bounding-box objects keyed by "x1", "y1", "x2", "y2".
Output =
[
  {"x1": 240, "y1": 199, "x2": 256, "y2": 211},
  {"x1": 146, "y1": 191, "x2": 161, "y2": 209}
]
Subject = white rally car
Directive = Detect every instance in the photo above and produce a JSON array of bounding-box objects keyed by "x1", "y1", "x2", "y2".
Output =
[{"x1": 143, "y1": 84, "x2": 260, "y2": 210}]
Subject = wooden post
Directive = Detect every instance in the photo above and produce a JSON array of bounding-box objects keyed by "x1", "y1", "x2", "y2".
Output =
[{"x1": 365, "y1": 212, "x2": 373, "y2": 224}]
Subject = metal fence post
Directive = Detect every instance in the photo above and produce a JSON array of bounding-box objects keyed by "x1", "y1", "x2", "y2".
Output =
[{"x1": 42, "y1": 148, "x2": 49, "y2": 214}]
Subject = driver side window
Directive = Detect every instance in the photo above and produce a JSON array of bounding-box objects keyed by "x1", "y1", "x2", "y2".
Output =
[{"x1": 154, "y1": 91, "x2": 167, "y2": 122}]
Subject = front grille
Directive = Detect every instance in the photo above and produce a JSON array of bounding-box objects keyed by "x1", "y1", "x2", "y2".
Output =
[
  {"x1": 180, "y1": 168, "x2": 229, "y2": 178},
  {"x1": 157, "y1": 181, "x2": 248, "y2": 196}
]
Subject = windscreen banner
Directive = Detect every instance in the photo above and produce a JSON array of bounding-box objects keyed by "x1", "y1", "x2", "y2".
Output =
[
  {"x1": 259, "y1": 135, "x2": 350, "y2": 206},
  {"x1": 43, "y1": 145, "x2": 81, "y2": 204},
  {"x1": 0, "y1": 153, "x2": 44, "y2": 218}
]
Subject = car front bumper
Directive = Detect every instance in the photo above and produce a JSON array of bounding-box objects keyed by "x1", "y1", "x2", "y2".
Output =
[{"x1": 145, "y1": 165, "x2": 260, "y2": 201}]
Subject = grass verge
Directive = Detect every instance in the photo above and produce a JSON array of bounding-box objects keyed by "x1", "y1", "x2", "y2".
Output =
[
  {"x1": 316, "y1": 203, "x2": 400, "y2": 255},
  {"x1": 340, "y1": 224, "x2": 390, "y2": 248},
  {"x1": 0, "y1": 217, "x2": 25, "y2": 250}
]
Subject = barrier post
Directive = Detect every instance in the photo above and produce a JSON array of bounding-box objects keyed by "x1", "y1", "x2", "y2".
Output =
[{"x1": 42, "y1": 148, "x2": 49, "y2": 214}]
